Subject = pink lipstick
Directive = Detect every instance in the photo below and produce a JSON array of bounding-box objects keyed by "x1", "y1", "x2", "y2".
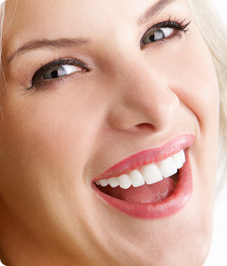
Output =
[{"x1": 92, "y1": 134, "x2": 194, "y2": 219}]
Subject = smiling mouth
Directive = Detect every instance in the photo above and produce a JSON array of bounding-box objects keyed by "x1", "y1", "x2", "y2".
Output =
[
  {"x1": 92, "y1": 135, "x2": 194, "y2": 219},
  {"x1": 95, "y1": 150, "x2": 184, "y2": 204}
]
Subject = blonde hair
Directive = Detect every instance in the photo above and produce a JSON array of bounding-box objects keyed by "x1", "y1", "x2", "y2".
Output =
[{"x1": 0, "y1": 0, "x2": 227, "y2": 195}]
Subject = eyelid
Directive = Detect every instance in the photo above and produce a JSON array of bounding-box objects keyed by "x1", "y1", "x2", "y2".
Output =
[
  {"x1": 145, "y1": 17, "x2": 190, "y2": 33},
  {"x1": 28, "y1": 58, "x2": 89, "y2": 90},
  {"x1": 140, "y1": 17, "x2": 191, "y2": 46}
]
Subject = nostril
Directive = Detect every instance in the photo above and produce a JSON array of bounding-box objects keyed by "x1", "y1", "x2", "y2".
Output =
[{"x1": 135, "y1": 123, "x2": 155, "y2": 131}]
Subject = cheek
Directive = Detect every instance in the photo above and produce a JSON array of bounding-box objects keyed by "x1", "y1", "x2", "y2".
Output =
[
  {"x1": 170, "y1": 36, "x2": 219, "y2": 186},
  {"x1": 173, "y1": 51, "x2": 219, "y2": 132},
  {"x1": 0, "y1": 85, "x2": 110, "y2": 240},
  {"x1": 0, "y1": 85, "x2": 107, "y2": 185},
  {"x1": 144, "y1": 24, "x2": 219, "y2": 135},
  {"x1": 147, "y1": 26, "x2": 219, "y2": 219},
  {"x1": 157, "y1": 27, "x2": 219, "y2": 143},
  {"x1": 0, "y1": 89, "x2": 108, "y2": 261}
]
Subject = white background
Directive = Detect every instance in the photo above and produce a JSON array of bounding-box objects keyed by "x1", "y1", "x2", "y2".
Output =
[{"x1": 210, "y1": 0, "x2": 227, "y2": 24}]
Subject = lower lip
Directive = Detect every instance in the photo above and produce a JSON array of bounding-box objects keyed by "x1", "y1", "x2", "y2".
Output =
[{"x1": 92, "y1": 150, "x2": 192, "y2": 219}]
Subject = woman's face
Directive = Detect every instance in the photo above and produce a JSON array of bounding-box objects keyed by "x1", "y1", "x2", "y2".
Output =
[{"x1": 0, "y1": 0, "x2": 219, "y2": 265}]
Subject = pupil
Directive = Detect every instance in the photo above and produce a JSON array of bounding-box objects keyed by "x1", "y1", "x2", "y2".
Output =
[
  {"x1": 148, "y1": 30, "x2": 164, "y2": 43},
  {"x1": 149, "y1": 34, "x2": 155, "y2": 42},
  {"x1": 51, "y1": 70, "x2": 58, "y2": 79}
]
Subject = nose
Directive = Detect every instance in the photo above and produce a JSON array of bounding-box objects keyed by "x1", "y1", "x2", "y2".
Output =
[{"x1": 107, "y1": 58, "x2": 179, "y2": 133}]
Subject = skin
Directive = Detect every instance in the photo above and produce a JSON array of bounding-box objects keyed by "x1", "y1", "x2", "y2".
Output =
[{"x1": 0, "y1": 0, "x2": 219, "y2": 265}]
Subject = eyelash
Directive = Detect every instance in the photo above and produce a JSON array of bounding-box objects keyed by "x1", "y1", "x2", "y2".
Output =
[
  {"x1": 141, "y1": 16, "x2": 191, "y2": 46},
  {"x1": 27, "y1": 58, "x2": 89, "y2": 90},
  {"x1": 27, "y1": 17, "x2": 191, "y2": 91}
]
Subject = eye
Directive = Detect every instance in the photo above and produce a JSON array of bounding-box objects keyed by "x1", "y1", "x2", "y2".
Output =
[
  {"x1": 141, "y1": 18, "x2": 191, "y2": 46},
  {"x1": 43, "y1": 65, "x2": 82, "y2": 80},
  {"x1": 28, "y1": 58, "x2": 88, "y2": 90},
  {"x1": 143, "y1": 27, "x2": 174, "y2": 44}
]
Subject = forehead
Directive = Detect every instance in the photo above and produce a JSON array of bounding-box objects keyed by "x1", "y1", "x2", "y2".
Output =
[
  {"x1": 3, "y1": 0, "x2": 188, "y2": 60},
  {"x1": 4, "y1": 0, "x2": 148, "y2": 36}
]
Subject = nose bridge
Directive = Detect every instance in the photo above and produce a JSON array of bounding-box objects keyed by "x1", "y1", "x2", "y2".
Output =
[{"x1": 107, "y1": 54, "x2": 179, "y2": 132}]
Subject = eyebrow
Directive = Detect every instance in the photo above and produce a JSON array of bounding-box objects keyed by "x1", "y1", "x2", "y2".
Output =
[
  {"x1": 7, "y1": 37, "x2": 90, "y2": 65},
  {"x1": 7, "y1": 0, "x2": 176, "y2": 65},
  {"x1": 138, "y1": 0, "x2": 177, "y2": 26}
]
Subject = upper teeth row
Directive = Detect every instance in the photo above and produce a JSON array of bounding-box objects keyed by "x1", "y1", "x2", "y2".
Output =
[{"x1": 95, "y1": 150, "x2": 185, "y2": 189}]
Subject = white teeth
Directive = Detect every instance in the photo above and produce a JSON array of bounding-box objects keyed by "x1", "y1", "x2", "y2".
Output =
[
  {"x1": 129, "y1": 170, "x2": 145, "y2": 187},
  {"x1": 118, "y1": 174, "x2": 132, "y2": 189},
  {"x1": 142, "y1": 163, "x2": 163, "y2": 185},
  {"x1": 108, "y1": 177, "x2": 119, "y2": 188},
  {"x1": 98, "y1": 179, "x2": 109, "y2": 187},
  {"x1": 159, "y1": 157, "x2": 177, "y2": 178},
  {"x1": 179, "y1": 149, "x2": 185, "y2": 163},
  {"x1": 95, "y1": 150, "x2": 186, "y2": 189},
  {"x1": 172, "y1": 150, "x2": 184, "y2": 169}
]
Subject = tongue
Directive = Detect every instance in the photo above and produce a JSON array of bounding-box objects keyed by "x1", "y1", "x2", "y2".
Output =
[{"x1": 98, "y1": 177, "x2": 175, "y2": 204}]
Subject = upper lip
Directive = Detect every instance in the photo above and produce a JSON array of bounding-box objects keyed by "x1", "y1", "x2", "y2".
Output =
[{"x1": 93, "y1": 134, "x2": 195, "y2": 182}]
